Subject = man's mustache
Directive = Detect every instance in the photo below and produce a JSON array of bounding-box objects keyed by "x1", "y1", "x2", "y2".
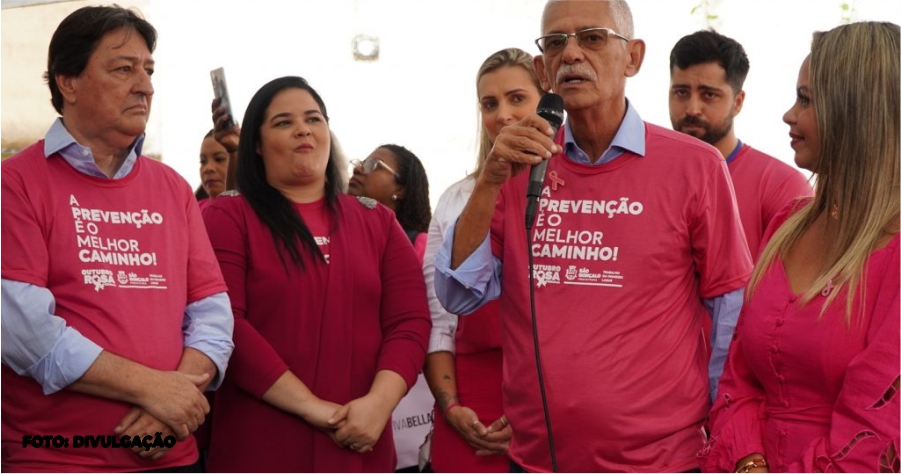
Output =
[{"x1": 677, "y1": 116, "x2": 709, "y2": 128}]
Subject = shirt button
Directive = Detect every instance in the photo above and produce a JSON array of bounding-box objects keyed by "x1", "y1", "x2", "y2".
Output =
[
  {"x1": 789, "y1": 296, "x2": 798, "y2": 303},
  {"x1": 81, "y1": 149, "x2": 90, "y2": 156},
  {"x1": 775, "y1": 319, "x2": 784, "y2": 326}
]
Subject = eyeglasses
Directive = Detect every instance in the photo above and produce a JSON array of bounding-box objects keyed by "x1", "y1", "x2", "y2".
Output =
[
  {"x1": 350, "y1": 158, "x2": 400, "y2": 178},
  {"x1": 535, "y1": 27, "x2": 629, "y2": 55}
]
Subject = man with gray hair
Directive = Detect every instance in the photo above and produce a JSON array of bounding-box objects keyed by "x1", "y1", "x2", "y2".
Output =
[{"x1": 435, "y1": 0, "x2": 752, "y2": 470}]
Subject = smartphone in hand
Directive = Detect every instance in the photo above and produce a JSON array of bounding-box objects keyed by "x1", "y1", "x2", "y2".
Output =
[{"x1": 210, "y1": 67, "x2": 235, "y2": 129}]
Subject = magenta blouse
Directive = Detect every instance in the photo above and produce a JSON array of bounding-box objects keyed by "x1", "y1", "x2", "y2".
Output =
[{"x1": 699, "y1": 201, "x2": 900, "y2": 472}]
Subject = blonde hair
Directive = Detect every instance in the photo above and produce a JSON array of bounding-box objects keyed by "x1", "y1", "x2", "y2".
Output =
[
  {"x1": 470, "y1": 48, "x2": 543, "y2": 179},
  {"x1": 748, "y1": 22, "x2": 900, "y2": 321}
]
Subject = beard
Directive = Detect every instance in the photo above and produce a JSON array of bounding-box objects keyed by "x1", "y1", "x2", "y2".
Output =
[{"x1": 674, "y1": 114, "x2": 734, "y2": 146}]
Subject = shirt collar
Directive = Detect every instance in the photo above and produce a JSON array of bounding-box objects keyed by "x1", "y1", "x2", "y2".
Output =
[
  {"x1": 563, "y1": 99, "x2": 646, "y2": 166},
  {"x1": 43, "y1": 118, "x2": 145, "y2": 179}
]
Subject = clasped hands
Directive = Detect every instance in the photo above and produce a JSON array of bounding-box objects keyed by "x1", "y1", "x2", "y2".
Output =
[
  {"x1": 114, "y1": 370, "x2": 211, "y2": 460},
  {"x1": 303, "y1": 392, "x2": 394, "y2": 454},
  {"x1": 445, "y1": 405, "x2": 512, "y2": 456}
]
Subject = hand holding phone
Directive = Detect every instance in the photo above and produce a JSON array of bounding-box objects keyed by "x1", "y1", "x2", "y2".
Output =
[{"x1": 210, "y1": 67, "x2": 235, "y2": 129}]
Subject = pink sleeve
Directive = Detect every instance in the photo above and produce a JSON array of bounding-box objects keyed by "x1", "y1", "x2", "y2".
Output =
[
  {"x1": 1, "y1": 163, "x2": 49, "y2": 286},
  {"x1": 690, "y1": 162, "x2": 753, "y2": 298},
  {"x1": 761, "y1": 173, "x2": 813, "y2": 236},
  {"x1": 761, "y1": 198, "x2": 811, "y2": 245},
  {"x1": 376, "y1": 214, "x2": 432, "y2": 392},
  {"x1": 791, "y1": 245, "x2": 900, "y2": 473},
  {"x1": 413, "y1": 231, "x2": 427, "y2": 265},
  {"x1": 183, "y1": 187, "x2": 228, "y2": 303},
  {"x1": 202, "y1": 202, "x2": 289, "y2": 398},
  {"x1": 699, "y1": 311, "x2": 768, "y2": 471}
]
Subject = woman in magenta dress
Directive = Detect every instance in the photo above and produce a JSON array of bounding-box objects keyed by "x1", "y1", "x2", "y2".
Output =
[
  {"x1": 203, "y1": 76, "x2": 431, "y2": 472},
  {"x1": 699, "y1": 22, "x2": 899, "y2": 473},
  {"x1": 422, "y1": 47, "x2": 543, "y2": 472}
]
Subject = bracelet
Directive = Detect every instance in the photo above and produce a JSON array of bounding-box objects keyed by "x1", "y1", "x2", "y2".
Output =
[
  {"x1": 735, "y1": 457, "x2": 767, "y2": 473},
  {"x1": 443, "y1": 402, "x2": 461, "y2": 417}
]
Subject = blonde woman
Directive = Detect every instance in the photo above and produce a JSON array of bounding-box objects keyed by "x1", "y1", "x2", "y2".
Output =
[
  {"x1": 700, "y1": 22, "x2": 900, "y2": 473},
  {"x1": 422, "y1": 48, "x2": 543, "y2": 472}
]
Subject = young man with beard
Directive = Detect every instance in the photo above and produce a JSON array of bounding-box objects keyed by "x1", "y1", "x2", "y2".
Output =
[
  {"x1": 669, "y1": 30, "x2": 812, "y2": 257},
  {"x1": 435, "y1": 1, "x2": 753, "y2": 471}
]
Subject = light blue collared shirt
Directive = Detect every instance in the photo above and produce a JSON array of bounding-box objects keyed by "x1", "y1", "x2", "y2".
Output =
[
  {"x1": 434, "y1": 101, "x2": 742, "y2": 401},
  {"x1": 562, "y1": 99, "x2": 646, "y2": 165},
  {"x1": 1, "y1": 119, "x2": 234, "y2": 394},
  {"x1": 43, "y1": 118, "x2": 141, "y2": 179}
]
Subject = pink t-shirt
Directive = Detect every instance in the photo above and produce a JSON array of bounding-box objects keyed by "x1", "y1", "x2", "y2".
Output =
[
  {"x1": 728, "y1": 145, "x2": 812, "y2": 258},
  {"x1": 412, "y1": 232, "x2": 427, "y2": 263},
  {"x1": 491, "y1": 124, "x2": 753, "y2": 472},
  {"x1": 1, "y1": 142, "x2": 226, "y2": 472}
]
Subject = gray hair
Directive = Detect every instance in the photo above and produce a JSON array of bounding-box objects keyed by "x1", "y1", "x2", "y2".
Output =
[{"x1": 542, "y1": 0, "x2": 634, "y2": 38}]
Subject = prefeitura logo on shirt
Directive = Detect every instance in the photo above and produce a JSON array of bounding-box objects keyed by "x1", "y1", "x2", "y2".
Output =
[
  {"x1": 68, "y1": 194, "x2": 169, "y2": 291},
  {"x1": 529, "y1": 186, "x2": 639, "y2": 289}
]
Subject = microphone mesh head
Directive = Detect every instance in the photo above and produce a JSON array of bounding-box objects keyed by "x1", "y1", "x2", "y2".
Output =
[{"x1": 537, "y1": 93, "x2": 565, "y2": 129}]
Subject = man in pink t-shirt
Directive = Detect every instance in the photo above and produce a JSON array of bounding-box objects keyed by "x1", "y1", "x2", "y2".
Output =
[
  {"x1": 1, "y1": 6, "x2": 233, "y2": 471},
  {"x1": 669, "y1": 29, "x2": 813, "y2": 258},
  {"x1": 434, "y1": 1, "x2": 753, "y2": 471}
]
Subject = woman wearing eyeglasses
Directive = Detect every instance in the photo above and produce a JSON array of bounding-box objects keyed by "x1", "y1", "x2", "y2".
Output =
[
  {"x1": 347, "y1": 145, "x2": 432, "y2": 261},
  {"x1": 202, "y1": 76, "x2": 431, "y2": 472},
  {"x1": 422, "y1": 47, "x2": 543, "y2": 473},
  {"x1": 346, "y1": 145, "x2": 433, "y2": 472}
]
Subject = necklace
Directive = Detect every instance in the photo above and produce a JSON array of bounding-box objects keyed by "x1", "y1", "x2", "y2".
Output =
[{"x1": 821, "y1": 278, "x2": 835, "y2": 297}]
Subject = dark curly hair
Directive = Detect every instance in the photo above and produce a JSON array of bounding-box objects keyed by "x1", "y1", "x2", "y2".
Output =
[{"x1": 380, "y1": 144, "x2": 431, "y2": 233}]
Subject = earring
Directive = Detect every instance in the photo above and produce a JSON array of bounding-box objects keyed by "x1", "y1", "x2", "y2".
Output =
[{"x1": 391, "y1": 194, "x2": 398, "y2": 201}]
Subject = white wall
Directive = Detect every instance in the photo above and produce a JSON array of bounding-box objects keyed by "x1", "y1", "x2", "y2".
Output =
[
  {"x1": 4, "y1": 0, "x2": 900, "y2": 206},
  {"x1": 0, "y1": 0, "x2": 152, "y2": 150},
  {"x1": 152, "y1": 0, "x2": 547, "y2": 201},
  {"x1": 151, "y1": 0, "x2": 901, "y2": 204}
]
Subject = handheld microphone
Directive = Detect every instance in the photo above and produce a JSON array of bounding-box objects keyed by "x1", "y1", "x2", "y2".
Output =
[
  {"x1": 525, "y1": 93, "x2": 565, "y2": 229},
  {"x1": 523, "y1": 92, "x2": 565, "y2": 472}
]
